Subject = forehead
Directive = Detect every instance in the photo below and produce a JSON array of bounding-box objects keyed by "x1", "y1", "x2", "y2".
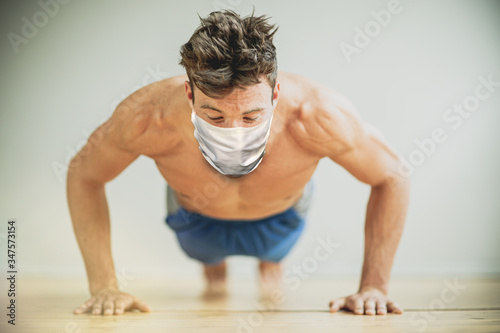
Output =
[{"x1": 195, "y1": 81, "x2": 272, "y2": 107}]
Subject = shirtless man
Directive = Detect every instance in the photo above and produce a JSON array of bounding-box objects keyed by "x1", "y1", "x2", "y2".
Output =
[{"x1": 67, "y1": 10, "x2": 409, "y2": 316}]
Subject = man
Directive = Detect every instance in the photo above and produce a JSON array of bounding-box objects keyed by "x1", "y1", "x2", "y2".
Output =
[{"x1": 67, "y1": 10, "x2": 409, "y2": 316}]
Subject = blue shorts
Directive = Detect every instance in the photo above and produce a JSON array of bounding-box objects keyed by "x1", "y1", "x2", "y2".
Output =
[{"x1": 164, "y1": 181, "x2": 314, "y2": 265}]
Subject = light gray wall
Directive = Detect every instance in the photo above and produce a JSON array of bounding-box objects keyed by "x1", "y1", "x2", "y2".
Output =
[{"x1": 0, "y1": 0, "x2": 499, "y2": 279}]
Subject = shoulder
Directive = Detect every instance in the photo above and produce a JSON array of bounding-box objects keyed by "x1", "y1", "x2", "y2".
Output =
[
  {"x1": 108, "y1": 75, "x2": 187, "y2": 154},
  {"x1": 281, "y1": 73, "x2": 364, "y2": 158}
]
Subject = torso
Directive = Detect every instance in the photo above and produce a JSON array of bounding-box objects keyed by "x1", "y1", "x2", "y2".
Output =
[{"x1": 128, "y1": 72, "x2": 330, "y2": 220}]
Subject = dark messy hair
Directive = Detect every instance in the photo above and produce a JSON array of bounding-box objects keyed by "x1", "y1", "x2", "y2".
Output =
[{"x1": 179, "y1": 10, "x2": 278, "y2": 102}]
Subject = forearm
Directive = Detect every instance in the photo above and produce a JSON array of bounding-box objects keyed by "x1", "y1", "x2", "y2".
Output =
[
  {"x1": 359, "y1": 177, "x2": 410, "y2": 294},
  {"x1": 67, "y1": 167, "x2": 118, "y2": 295}
]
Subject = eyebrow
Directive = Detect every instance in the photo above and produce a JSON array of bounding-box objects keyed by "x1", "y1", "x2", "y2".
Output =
[{"x1": 200, "y1": 104, "x2": 265, "y2": 115}]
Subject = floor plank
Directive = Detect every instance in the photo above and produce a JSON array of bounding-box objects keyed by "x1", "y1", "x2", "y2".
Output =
[{"x1": 1, "y1": 276, "x2": 499, "y2": 332}]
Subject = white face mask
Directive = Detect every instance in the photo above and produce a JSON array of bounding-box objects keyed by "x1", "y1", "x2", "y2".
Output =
[{"x1": 191, "y1": 109, "x2": 274, "y2": 177}]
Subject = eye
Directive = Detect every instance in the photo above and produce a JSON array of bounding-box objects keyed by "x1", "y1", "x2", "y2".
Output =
[
  {"x1": 244, "y1": 117, "x2": 258, "y2": 122},
  {"x1": 207, "y1": 116, "x2": 223, "y2": 121}
]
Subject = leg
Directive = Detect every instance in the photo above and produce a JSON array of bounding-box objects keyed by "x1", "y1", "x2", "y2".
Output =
[
  {"x1": 202, "y1": 260, "x2": 227, "y2": 298},
  {"x1": 254, "y1": 208, "x2": 308, "y2": 296},
  {"x1": 258, "y1": 260, "x2": 283, "y2": 295}
]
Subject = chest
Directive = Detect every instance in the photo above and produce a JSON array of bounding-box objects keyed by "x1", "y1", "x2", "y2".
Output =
[{"x1": 153, "y1": 124, "x2": 320, "y2": 204}]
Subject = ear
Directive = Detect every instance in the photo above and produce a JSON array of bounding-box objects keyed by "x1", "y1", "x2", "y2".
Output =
[
  {"x1": 272, "y1": 81, "x2": 280, "y2": 107},
  {"x1": 184, "y1": 81, "x2": 194, "y2": 108}
]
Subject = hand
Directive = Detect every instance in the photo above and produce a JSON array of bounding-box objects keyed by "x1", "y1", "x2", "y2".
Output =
[
  {"x1": 74, "y1": 287, "x2": 152, "y2": 315},
  {"x1": 328, "y1": 286, "x2": 403, "y2": 315}
]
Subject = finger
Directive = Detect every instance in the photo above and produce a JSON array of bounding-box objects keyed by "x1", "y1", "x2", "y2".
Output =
[
  {"x1": 103, "y1": 300, "x2": 114, "y2": 316},
  {"x1": 347, "y1": 297, "x2": 364, "y2": 315},
  {"x1": 74, "y1": 298, "x2": 94, "y2": 314},
  {"x1": 376, "y1": 300, "x2": 387, "y2": 315},
  {"x1": 329, "y1": 298, "x2": 346, "y2": 313},
  {"x1": 91, "y1": 299, "x2": 103, "y2": 315},
  {"x1": 387, "y1": 301, "x2": 404, "y2": 314},
  {"x1": 131, "y1": 298, "x2": 152, "y2": 313},
  {"x1": 114, "y1": 298, "x2": 129, "y2": 315},
  {"x1": 364, "y1": 299, "x2": 376, "y2": 315}
]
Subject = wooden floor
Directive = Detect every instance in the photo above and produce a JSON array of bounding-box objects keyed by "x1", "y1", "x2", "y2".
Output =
[{"x1": 1, "y1": 274, "x2": 499, "y2": 332}]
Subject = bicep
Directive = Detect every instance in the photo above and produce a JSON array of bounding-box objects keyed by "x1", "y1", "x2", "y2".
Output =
[{"x1": 330, "y1": 122, "x2": 401, "y2": 186}]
